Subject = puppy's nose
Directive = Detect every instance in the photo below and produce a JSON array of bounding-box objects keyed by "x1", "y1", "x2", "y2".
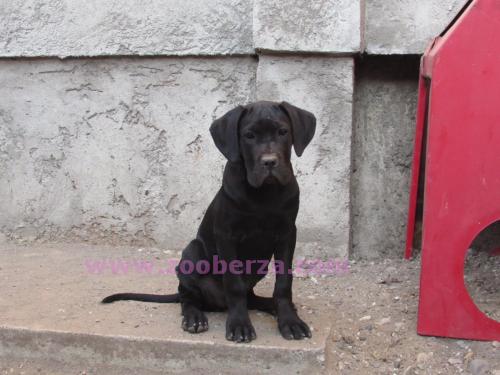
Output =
[{"x1": 261, "y1": 154, "x2": 279, "y2": 168}]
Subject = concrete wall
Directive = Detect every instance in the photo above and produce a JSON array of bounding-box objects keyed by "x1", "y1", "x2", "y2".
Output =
[
  {"x1": 365, "y1": 0, "x2": 468, "y2": 54},
  {"x1": 0, "y1": 58, "x2": 256, "y2": 249},
  {"x1": 0, "y1": 1, "x2": 470, "y2": 259},
  {"x1": 0, "y1": 0, "x2": 254, "y2": 57},
  {"x1": 254, "y1": 0, "x2": 361, "y2": 53},
  {"x1": 0, "y1": 0, "x2": 467, "y2": 56},
  {"x1": 0, "y1": 56, "x2": 354, "y2": 259},
  {"x1": 352, "y1": 56, "x2": 420, "y2": 259}
]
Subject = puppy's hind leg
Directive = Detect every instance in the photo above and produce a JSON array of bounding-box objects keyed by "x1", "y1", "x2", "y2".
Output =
[
  {"x1": 179, "y1": 283, "x2": 209, "y2": 334},
  {"x1": 177, "y1": 240, "x2": 209, "y2": 334},
  {"x1": 248, "y1": 289, "x2": 276, "y2": 315}
]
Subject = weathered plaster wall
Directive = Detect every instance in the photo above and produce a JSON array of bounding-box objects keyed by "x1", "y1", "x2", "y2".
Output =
[
  {"x1": 365, "y1": 0, "x2": 469, "y2": 54},
  {"x1": 253, "y1": 0, "x2": 361, "y2": 53},
  {"x1": 0, "y1": 0, "x2": 253, "y2": 57},
  {"x1": 0, "y1": 56, "x2": 354, "y2": 259},
  {"x1": 0, "y1": 0, "x2": 467, "y2": 57},
  {"x1": 0, "y1": 58, "x2": 256, "y2": 249}
]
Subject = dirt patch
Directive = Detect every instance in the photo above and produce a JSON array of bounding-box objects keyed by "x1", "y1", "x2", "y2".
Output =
[
  {"x1": 293, "y1": 256, "x2": 499, "y2": 374},
  {"x1": 465, "y1": 249, "x2": 500, "y2": 322}
]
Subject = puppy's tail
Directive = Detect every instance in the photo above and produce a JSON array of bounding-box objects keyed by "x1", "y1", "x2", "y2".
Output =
[{"x1": 101, "y1": 293, "x2": 180, "y2": 304}]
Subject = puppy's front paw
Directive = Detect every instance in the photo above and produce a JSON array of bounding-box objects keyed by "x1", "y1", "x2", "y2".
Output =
[
  {"x1": 225, "y1": 315, "x2": 257, "y2": 343},
  {"x1": 182, "y1": 309, "x2": 209, "y2": 334},
  {"x1": 278, "y1": 315, "x2": 312, "y2": 340}
]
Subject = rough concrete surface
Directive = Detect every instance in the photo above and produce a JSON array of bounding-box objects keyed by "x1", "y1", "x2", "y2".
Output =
[
  {"x1": 0, "y1": 0, "x2": 253, "y2": 57},
  {"x1": 257, "y1": 56, "x2": 354, "y2": 259},
  {"x1": 0, "y1": 57, "x2": 256, "y2": 250},
  {"x1": 253, "y1": 0, "x2": 361, "y2": 53},
  {"x1": 0, "y1": 0, "x2": 472, "y2": 57},
  {"x1": 352, "y1": 56, "x2": 420, "y2": 259},
  {"x1": 0, "y1": 243, "x2": 498, "y2": 374},
  {"x1": 0, "y1": 244, "x2": 332, "y2": 374},
  {"x1": 0, "y1": 55, "x2": 354, "y2": 259},
  {"x1": 365, "y1": 0, "x2": 469, "y2": 54}
]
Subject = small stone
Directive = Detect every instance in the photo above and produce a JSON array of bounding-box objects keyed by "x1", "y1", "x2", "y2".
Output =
[
  {"x1": 456, "y1": 340, "x2": 468, "y2": 349},
  {"x1": 492, "y1": 341, "x2": 500, "y2": 348},
  {"x1": 394, "y1": 358, "x2": 402, "y2": 369},
  {"x1": 377, "y1": 266, "x2": 401, "y2": 284},
  {"x1": 342, "y1": 334, "x2": 355, "y2": 345},
  {"x1": 464, "y1": 350, "x2": 474, "y2": 364},
  {"x1": 377, "y1": 317, "x2": 391, "y2": 325},
  {"x1": 359, "y1": 315, "x2": 371, "y2": 321},
  {"x1": 356, "y1": 330, "x2": 368, "y2": 341},
  {"x1": 395, "y1": 322, "x2": 405, "y2": 332},
  {"x1": 389, "y1": 335, "x2": 402, "y2": 348},
  {"x1": 448, "y1": 357, "x2": 462, "y2": 365},
  {"x1": 360, "y1": 324, "x2": 373, "y2": 331},
  {"x1": 417, "y1": 352, "x2": 433, "y2": 367},
  {"x1": 469, "y1": 359, "x2": 490, "y2": 375}
]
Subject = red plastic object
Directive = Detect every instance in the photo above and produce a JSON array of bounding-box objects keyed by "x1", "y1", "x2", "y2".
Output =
[{"x1": 405, "y1": 0, "x2": 500, "y2": 340}]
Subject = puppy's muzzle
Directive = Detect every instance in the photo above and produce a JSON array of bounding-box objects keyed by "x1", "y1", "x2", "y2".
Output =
[{"x1": 260, "y1": 153, "x2": 279, "y2": 169}]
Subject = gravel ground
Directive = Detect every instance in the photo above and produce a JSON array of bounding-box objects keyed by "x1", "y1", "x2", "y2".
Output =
[
  {"x1": 288, "y1": 253, "x2": 499, "y2": 375},
  {"x1": 465, "y1": 249, "x2": 500, "y2": 322}
]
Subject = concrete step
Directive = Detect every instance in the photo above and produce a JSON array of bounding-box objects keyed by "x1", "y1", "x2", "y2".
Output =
[{"x1": 0, "y1": 244, "x2": 332, "y2": 374}]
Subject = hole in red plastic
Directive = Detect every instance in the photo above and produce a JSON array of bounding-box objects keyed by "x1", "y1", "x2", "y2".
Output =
[{"x1": 464, "y1": 220, "x2": 500, "y2": 322}]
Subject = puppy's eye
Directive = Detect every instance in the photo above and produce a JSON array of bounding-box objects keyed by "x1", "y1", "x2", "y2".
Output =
[
  {"x1": 278, "y1": 128, "x2": 288, "y2": 136},
  {"x1": 245, "y1": 132, "x2": 255, "y2": 139}
]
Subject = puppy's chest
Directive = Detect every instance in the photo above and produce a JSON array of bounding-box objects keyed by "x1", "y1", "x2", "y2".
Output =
[{"x1": 228, "y1": 214, "x2": 292, "y2": 243}]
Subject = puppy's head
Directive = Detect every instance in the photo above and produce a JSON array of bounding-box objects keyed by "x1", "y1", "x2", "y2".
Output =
[{"x1": 210, "y1": 101, "x2": 316, "y2": 188}]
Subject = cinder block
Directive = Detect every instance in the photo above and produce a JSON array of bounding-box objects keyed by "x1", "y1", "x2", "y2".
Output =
[
  {"x1": 0, "y1": 58, "x2": 256, "y2": 248},
  {"x1": 254, "y1": 0, "x2": 361, "y2": 53},
  {"x1": 352, "y1": 56, "x2": 420, "y2": 259},
  {"x1": 365, "y1": 0, "x2": 468, "y2": 54},
  {"x1": 0, "y1": 0, "x2": 253, "y2": 57},
  {"x1": 257, "y1": 56, "x2": 354, "y2": 259}
]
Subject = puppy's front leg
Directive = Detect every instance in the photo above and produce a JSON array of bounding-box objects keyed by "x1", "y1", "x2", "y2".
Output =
[
  {"x1": 218, "y1": 238, "x2": 256, "y2": 343},
  {"x1": 274, "y1": 227, "x2": 312, "y2": 340}
]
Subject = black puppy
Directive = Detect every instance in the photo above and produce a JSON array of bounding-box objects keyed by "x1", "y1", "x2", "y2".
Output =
[{"x1": 102, "y1": 101, "x2": 316, "y2": 343}]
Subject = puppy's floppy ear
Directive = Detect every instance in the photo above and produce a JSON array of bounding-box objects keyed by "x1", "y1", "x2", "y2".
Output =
[
  {"x1": 280, "y1": 101, "x2": 316, "y2": 157},
  {"x1": 209, "y1": 105, "x2": 245, "y2": 162}
]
